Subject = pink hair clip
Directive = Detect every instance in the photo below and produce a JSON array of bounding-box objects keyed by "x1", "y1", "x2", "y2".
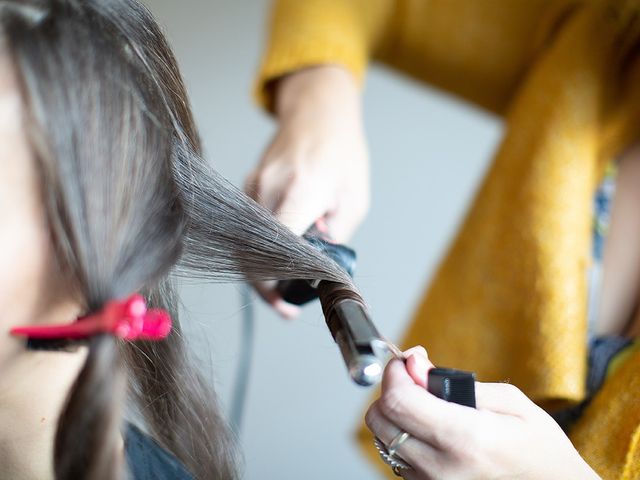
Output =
[{"x1": 10, "y1": 294, "x2": 172, "y2": 341}]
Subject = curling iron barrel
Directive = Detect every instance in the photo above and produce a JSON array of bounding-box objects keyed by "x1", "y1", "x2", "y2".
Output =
[{"x1": 317, "y1": 281, "x2": 384, "y2": 386}]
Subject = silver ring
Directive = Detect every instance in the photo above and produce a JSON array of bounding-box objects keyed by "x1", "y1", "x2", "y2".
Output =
[
  {"x1": 388, "y1": 431, "x2": 410, "y2": 457},
  {"x1": 373, "y1": 436, "x2": 411, "y2": 472},
  {"x1": 392, "y1": 464, "x2": 404, "y2": 477}
]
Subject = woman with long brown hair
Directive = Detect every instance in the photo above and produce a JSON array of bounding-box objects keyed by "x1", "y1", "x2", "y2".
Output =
[{"x1": 0, "y1": 1, "x2": 360, "y2": 478}]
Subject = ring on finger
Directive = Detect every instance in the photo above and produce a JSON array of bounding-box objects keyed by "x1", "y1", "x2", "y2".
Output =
[
  {"x1": 373, "y1": 434, "x2": 412, "y2": 473},
  {"x1": 388, "y1": 431, "x2": 410, "y2": 457},
  {"x1": 392, "y1": 464, "x2": 406, "y2": 477}
]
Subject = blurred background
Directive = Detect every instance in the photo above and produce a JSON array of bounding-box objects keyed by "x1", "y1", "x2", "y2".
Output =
[{"x1": 143, "y1": 1, "x2": 502, "y2": 478}]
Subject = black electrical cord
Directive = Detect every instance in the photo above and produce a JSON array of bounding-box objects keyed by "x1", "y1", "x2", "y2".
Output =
[{"x1": 230, "y1": 284, "x2": 255, "y2": 434}]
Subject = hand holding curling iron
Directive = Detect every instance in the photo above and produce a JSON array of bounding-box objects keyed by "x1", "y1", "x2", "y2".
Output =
[
  {"x1": 246, "y1": 65, "x2": 369, "y2": 318},
  {"x1": 366, "y1": 347, "x2": 601, "y2": 480}
]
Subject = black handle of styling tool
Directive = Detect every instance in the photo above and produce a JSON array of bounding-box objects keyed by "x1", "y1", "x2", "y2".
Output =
[
  {"x1": 427, "y1": 367, "x2": 476, "y2": 408},
  {"x1": 276, "y1": 223, "x2": 356, "y2": 305}
]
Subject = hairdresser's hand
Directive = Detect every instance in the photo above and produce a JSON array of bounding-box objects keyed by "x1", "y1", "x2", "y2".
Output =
[
  {"x1": 247, "y1": 65, "x2": 370, "y2": 240},
  {"x1": 246, "y1": 65, "x2": 370, "y2": 318},
  {"x1": 365, "y1": 347, "x2": 601, "y2": 480}
]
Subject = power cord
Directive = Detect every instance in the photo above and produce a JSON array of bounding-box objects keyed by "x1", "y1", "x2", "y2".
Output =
[{"x1": 230, "y1": 284, "x2": 255, "y2": 434}]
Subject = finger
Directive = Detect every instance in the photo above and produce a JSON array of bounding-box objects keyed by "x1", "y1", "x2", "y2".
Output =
[
  {"x1": 403, "y1": 346, "x2": 433, "y2": 388},
  {"x1": 252, "y1": 280, "x2": 300, "y2": 319},
  {"x1": 403, "y1": 346, "x2": 429, "y2": 360},
  {"x1": 401, "y1": 469, "x2": 429, "y2": 480},
  {"x1": 405, "y1": 353, "x2": 432, "y2": 389},
  {"x1": 325, "y1": 193, "x2": 368, "y2": 243},
  {"x1": 244, "y1": 170, "x2": 260, "y2": 201},
  {"x1": 365, "y1": 401, "x2": 441, "y2": 474},
  {"x1": 273, "y1": 183, "x2": 329, "y2": 236},
  {"x1": 379, "y1": 359, "x2": 479, "y2": 449},
  {"x1": 244, "y1": 162, "x2": 288, "y2": 212},
  {"x1": 474, "y1": 382, "x2": 538, "y2": 418},
  {"x1": 324, "y1": 208, "x2": 358, "y2": 244},
  {"x1": 271, "y1": 298, "x2": 301, "y2": 320},
  {"x1": 247, "y1": 155, "x2": 296, "y2": 213},
  {"x1": 381, "y1": 358, "x2": 420, "y2": 391}
]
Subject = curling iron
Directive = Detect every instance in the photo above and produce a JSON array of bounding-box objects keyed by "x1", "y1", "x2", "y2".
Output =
[
  {"x1": 276, "y1": 223, "x2": 385, "y2": 386},
  {"x1": 277, "y1": 224, "x2": 476, "y2": 407}
]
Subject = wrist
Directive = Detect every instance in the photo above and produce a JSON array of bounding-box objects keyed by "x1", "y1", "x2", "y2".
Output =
[{"x1": 274, "y1": 65, "x2": 360, "y2": 121}]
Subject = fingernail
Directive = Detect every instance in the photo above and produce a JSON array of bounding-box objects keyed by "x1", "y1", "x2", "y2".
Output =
[{"x1": 277, "y1": 301, "x2": 300, "y2": 319}]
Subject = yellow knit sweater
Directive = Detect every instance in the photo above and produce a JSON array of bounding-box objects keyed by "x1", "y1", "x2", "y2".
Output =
[{"x1": 256, "y1": 1, "x2": 640, "y2": 478}]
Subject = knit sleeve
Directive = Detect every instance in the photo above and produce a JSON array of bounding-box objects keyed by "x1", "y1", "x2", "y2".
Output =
[{"x1": 254, "y1": 0, "x2": 396, "y2": 110}]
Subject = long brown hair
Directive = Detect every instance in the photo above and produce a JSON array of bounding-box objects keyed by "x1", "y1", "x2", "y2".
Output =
[{"x1": 1, "y1": 1, "x2": 357, "y2": 479}]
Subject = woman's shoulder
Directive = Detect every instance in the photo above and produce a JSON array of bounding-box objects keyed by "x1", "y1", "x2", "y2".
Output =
[{"x1": 125, "y1": 423, "x2": 194, "y2": 480}]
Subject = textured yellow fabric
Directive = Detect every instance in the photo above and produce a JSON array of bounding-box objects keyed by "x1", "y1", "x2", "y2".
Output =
[
  {"x1": 608, "y1": 339, "x2": 640, "y2": 379},
  {"x1": 397, "y1": 0, "x2": 640, "y2": 406},
  {"x1": 571, "y1": 349, "x2": 640, "y2": 480},
  {"x1": 254, "y1": 0, "x2": 395, "y2": 109},
  {"x1": 255, "y1": 0, "x2": 585, "y2": 112},
  {"x1": 256, "y1": 0, "x2": 640, "y2": 478}
]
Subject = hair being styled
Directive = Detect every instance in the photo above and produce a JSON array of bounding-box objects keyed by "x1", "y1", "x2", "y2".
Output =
[{"x1": 1, "y1": 1, "x2": 358, "y2": 479}]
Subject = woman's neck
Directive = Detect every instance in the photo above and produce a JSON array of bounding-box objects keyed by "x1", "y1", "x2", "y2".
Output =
[
  {"x1": 0, "y1": 348, "x2": 87, "y2": 480},
  {"x1": 0, "y1": 302, "x2": 86, "y2": 480}
]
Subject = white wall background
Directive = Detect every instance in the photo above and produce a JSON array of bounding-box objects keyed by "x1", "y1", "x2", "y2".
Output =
[{"x1": 143, "y1": 1, "x2": 503, "y2": 478}]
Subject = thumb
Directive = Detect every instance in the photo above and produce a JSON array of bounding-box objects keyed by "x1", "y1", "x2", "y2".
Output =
[
  {"x1": 405, "y1": 352, "x2": 434, "y2": 388},
  {"x1": 474, "y1": 382, "x2": 539, "y2": 417}
]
